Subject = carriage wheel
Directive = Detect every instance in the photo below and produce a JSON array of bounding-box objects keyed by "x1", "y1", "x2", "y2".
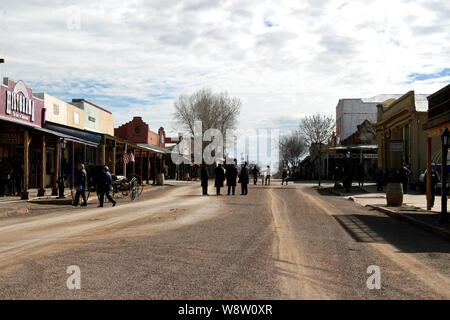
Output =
[
  {"x1": 130, "y1": 180, "x2": 137, "y2": 201},
  {"x1": 127, "y1": 175, "x2": 143, "y2": 199}
]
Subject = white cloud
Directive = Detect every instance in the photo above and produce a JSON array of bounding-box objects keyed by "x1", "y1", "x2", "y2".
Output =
[{"x1": 0, "y1": 0, "x2": 448, "y2": 136}]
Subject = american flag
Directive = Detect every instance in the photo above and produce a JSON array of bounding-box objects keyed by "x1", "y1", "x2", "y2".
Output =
[{"x1": 123, "y1": 151, "x2": 135, "y2": 164}]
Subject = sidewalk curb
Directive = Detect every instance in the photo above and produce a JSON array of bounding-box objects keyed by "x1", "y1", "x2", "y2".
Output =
[{"x1": 366, "y1": 204, "x2": 450, "y2": 241}]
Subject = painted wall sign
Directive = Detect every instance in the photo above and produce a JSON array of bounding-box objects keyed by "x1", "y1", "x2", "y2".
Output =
[
  {"x1": 5, "y1": 81, "x2": 35, "y2": 121},
  {"x1": 0, "y1": 79, "x2": 43, "y2": 127}
]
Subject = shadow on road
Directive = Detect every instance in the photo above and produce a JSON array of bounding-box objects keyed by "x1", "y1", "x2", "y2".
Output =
[{"x1": 333, "y1": 214, "x2": 450, "y2": 254}]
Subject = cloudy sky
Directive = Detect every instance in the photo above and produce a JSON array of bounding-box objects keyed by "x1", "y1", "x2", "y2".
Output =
[{"x1": 0, "y1": 0, "x2": 449, "y2": 136}]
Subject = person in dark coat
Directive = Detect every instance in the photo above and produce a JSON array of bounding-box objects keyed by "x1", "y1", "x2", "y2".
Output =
[
  {"x1": 430, "y1": 164, "x2": 440, "y2": 208},
  {"x1": 215, "y1": 163, "x2": 225, "y2": 195},
  {"x1": 251, "y1": 166, "x2": 259, "y2": 185},
  {"x1": 226, "y1": 161, "x2": 238, "y2": 195},
  {"x1": 239, "y1": 162, "x2": 249, "y2": 195},
  {"x1": 281, "y1": 168, "x2": 288, "y2": 185},
  {"x1": 73, "y1": 163, "x2": 88, "y2": 207},
  {"x1": 97, "y1": 166, "x2": 116, "y2": 207},
  {"x1": 398, "y1": 163, "x2": 411, "y2": 194},
  {"x1": 200, "y1": 163, "x2": 209, "y2": 195}
]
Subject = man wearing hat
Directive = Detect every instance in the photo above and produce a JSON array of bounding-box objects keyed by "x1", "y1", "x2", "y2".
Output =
[{"x1": 97, "y1": 166, "x2": 116, "y2": 207}]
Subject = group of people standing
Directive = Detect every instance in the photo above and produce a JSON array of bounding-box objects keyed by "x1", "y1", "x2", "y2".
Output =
[
  {"x1": 200, "y1": 160, "x2": 249, "y2": 196},
  {"x1": 200, "y1": 162, "x2": 290, "y2": 196},
  {"x1": 72, "y1": 164, "x2": 117, "y2": 208},
  {"x1": 374, "y1": 163, "x2": 412, "y2": 193}
]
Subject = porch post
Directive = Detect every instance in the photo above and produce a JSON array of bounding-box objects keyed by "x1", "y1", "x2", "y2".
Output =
[
  {"x1": 139, "y1": 149, "x2": 143, "y2": 183},
  {"x1": 112, "y1": 140, "x2": 116, "y2": 175},
  {"x1": 146, "y1": 152, "x2": 150, "y2": 184},
  {"x1": 131, "y1": 149, "x2": 136, "y2": 175},
  {"x1": 123, "y1": 143, "x2": 127, "y2": 177},
  {"x1": 52, "y1": 139, "x2": 59, "y2": 195},
  {"x1": 426, "y1": 136, "x2": 432, "y2": 210},
  {"x1": 99, "y1": 136, "x2": 106, "y2": 166},
  {"x1": 38, "y1": 135, "x2": 46, "y2": 196},
  {"x1": 82, "y1": 144, "x2": 86, "y2": 165},
  {"x1": 21, "y1": 129, "x2": 31, "y2": 200},
  {"x1": 70, "y1": 141, "x2": 75, "y2": 189}
]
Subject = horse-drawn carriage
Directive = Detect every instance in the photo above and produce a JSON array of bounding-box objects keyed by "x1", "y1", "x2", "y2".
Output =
[{"x1": 71, "y1": 165, "x2": 144, "y2": 202}]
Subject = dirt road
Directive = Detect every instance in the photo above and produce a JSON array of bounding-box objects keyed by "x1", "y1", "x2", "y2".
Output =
[{"x1": 0, "y1": 182, "x2": 448, "y2": 299}]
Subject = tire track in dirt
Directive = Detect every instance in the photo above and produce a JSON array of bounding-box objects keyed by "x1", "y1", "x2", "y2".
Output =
[
  {"x1": 0, "y1": 185, "x2": 224, "y2": 270},
  {"x1": 269, "y1": 188, "x2": 334, "y2": 299}
]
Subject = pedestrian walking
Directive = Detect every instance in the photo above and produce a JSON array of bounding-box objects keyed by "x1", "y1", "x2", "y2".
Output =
[
  {"x1": 226, "y1": 160, "x2": 238, "y2": 195},
  {"x1": 215, "y1": 163, "x2": 225, "y2": 195},
  {"x1": 263, "y1": 165, "x2": 271, "y2": 185},
  {"x1": 281, "y1": 168, "x2": 288, "y2": 185},
  {"x1": 97, "y1": 166, "x2": 116, "y2": 207},
  {"x1": 239, "y1": 162, "x2": 249, "y2": 195},
  {"x1": 73, "y1": 163, "x2": 88, "y2": 207},
  {"x1": 430, "y1": 164, "x2": 440, "y2": 208},
  {"x1": 251, "y1": 166, "x2": 259, "y2": 185},
  {"x1": 200, "y1": 163, "x2": 209, "y2": 195},
  {"x1": 398, "y1": 163, "x2": 411, "y2": 194}
]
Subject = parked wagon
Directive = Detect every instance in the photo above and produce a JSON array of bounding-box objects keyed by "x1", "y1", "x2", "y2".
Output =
[{"x1": 71, "y1": 165, "x2": 144, "y2": 203}]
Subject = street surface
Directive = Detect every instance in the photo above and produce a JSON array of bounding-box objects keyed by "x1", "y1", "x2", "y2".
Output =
[{"x1": 0, "y1": 181, "x2": 449, "y2": 299}]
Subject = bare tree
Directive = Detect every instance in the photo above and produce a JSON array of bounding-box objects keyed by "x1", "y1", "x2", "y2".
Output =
[
  {"x1": 173, "y1": 88, "x2": 241, "y2": 167},
  {"x1": 299, "y1": 114, "x2": 335, "y2": 186},
  {"x1": 174, "y1": 88, "x2": 241, "y2": 138},
  {"x1": 279, "y1": 130, "x2": 307, "y2": 174}
]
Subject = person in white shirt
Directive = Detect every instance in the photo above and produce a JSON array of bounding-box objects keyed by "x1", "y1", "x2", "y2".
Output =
[{"x1": 262, "y1": 165, "x2": 271, "y2": 185}]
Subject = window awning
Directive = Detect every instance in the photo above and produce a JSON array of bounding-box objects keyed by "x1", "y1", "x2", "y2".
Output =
[
  {"x1": 329, "y1": 145, "x2": 378, "y2": 151},
  {"x1": 33, "y1": 127, "x2": 99, "y2": 147},
  {"x1": 45, "y1": 122, "x2": 101, "y2": 145},
  {"x1": 137, "y1": 143, "x2": 171, "y2": 154}
]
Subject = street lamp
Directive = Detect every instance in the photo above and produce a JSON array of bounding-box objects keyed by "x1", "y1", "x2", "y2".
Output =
[{"x1": 440, "y1": 128, "x2": 450, "y2": 223}]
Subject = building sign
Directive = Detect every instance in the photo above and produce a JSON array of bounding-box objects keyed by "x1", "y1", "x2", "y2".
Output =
[
  {"x1": 389, "y1": 141, "x2": 404, "y2": 152},
  {"x1": 5, "y1": 81, "x2": 35, "y2": 122},
  {"x1": 363, "y1": 154, "x2": 378, "y2": 159}
]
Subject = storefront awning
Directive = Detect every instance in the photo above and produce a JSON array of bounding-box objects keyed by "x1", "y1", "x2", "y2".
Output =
[
  {"x1": 33, "y1": 127, "x2": 99, "y2": 147},
  {"x1": 45, "y1": 122, "x2": 102, "y2": 145},
  {"x1": 329, "y1": 145, "x2": 378, "y2": 151},
  {"x1": 137, "y1": 143, "x2": 171, "y2": 154}
]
